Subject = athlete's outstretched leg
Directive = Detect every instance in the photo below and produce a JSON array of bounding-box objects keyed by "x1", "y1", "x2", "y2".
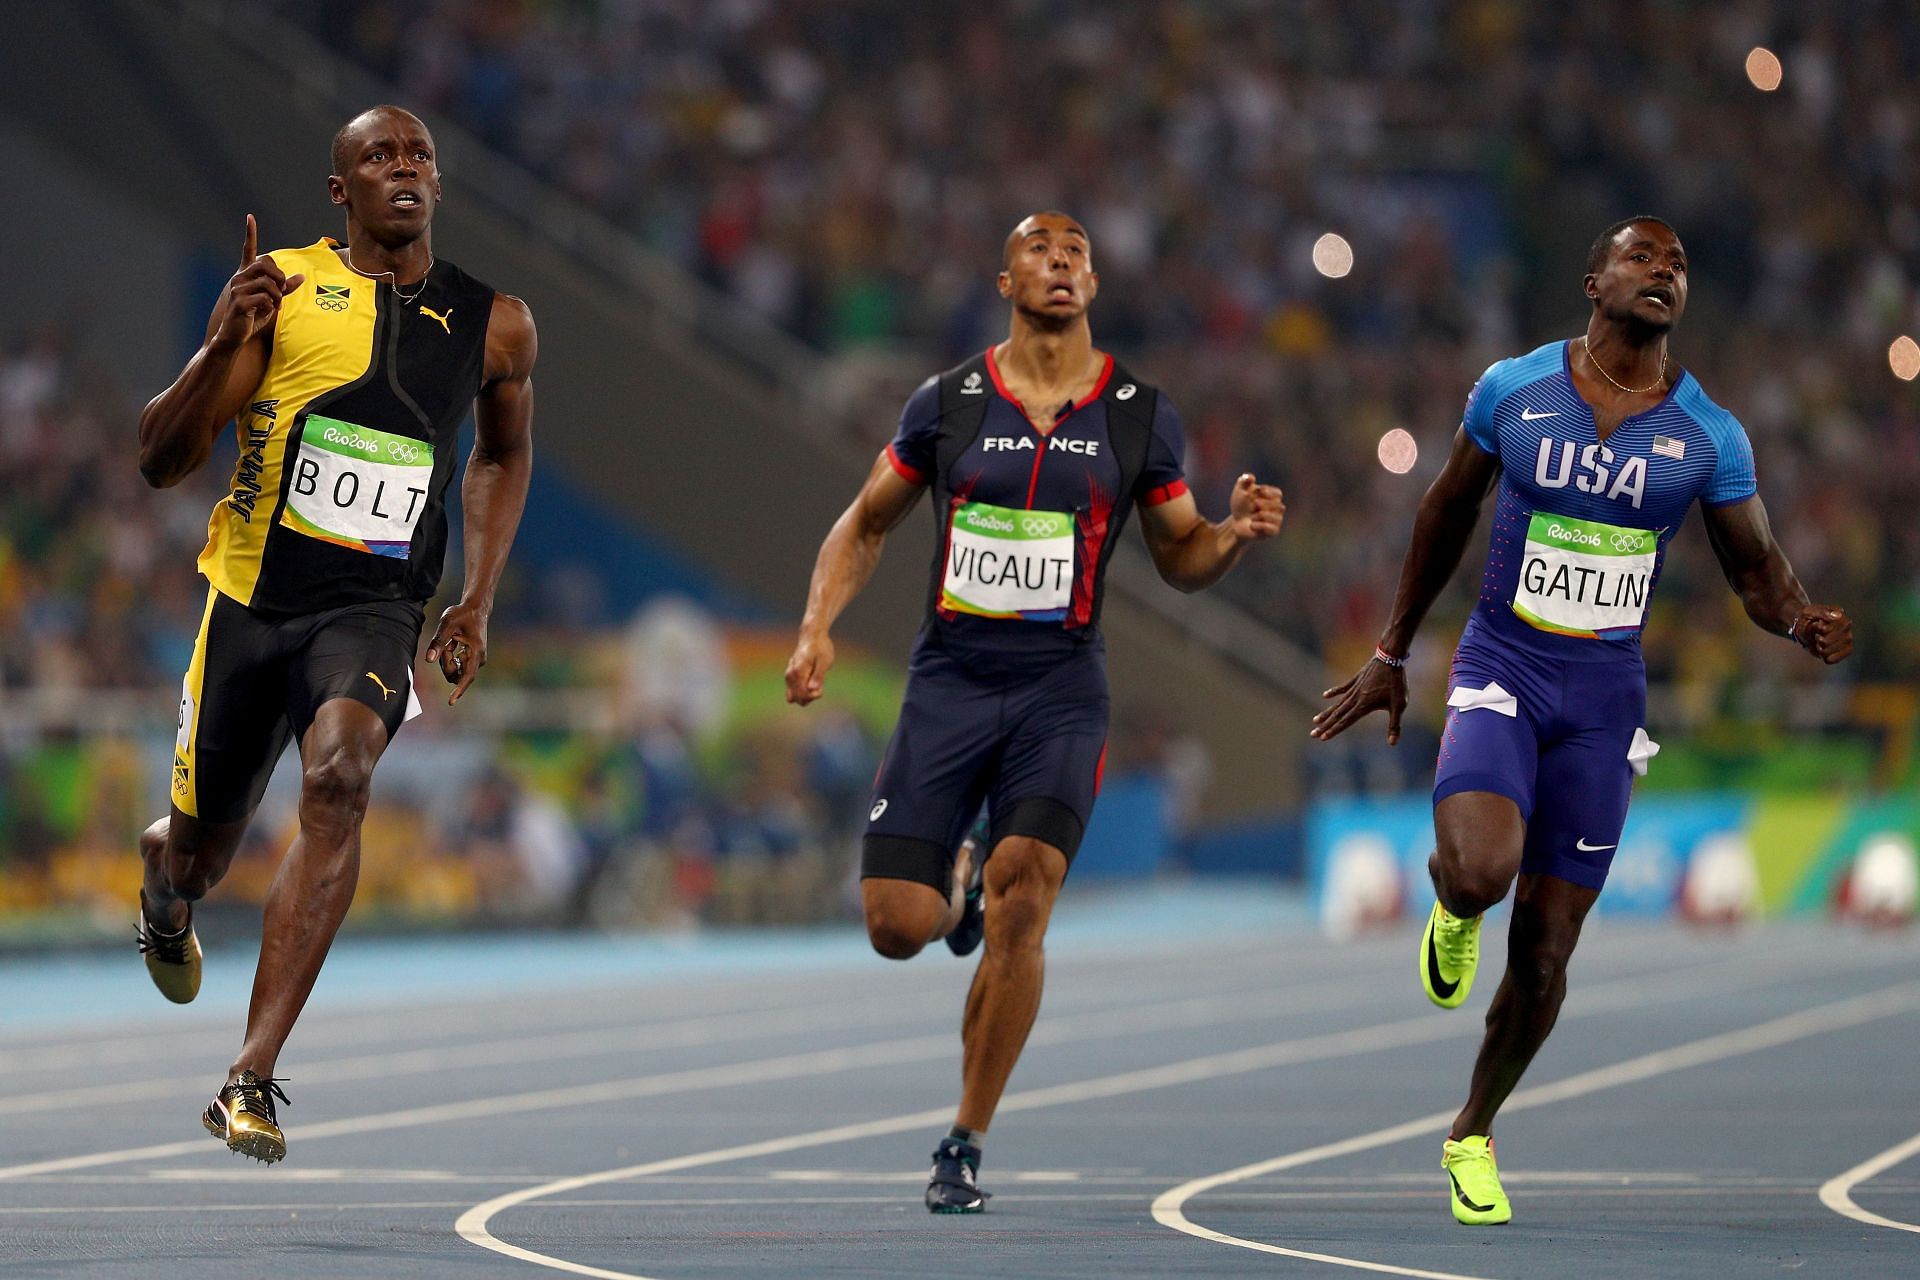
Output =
[
  {"x1": 231, "y1": 698, "x2": 391, "y2": 1080},
  {"x1": 1451, "y1": 872, "x2": 1598, "y2": 1139},
  {"x1": 956, "y1": 836, "x2": 1066, "y2": 1132}
]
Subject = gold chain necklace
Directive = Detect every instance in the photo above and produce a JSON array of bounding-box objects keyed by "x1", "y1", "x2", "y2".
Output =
[{"x1": 1581, "y1": 336, "x2": 1667, "y2": 395}]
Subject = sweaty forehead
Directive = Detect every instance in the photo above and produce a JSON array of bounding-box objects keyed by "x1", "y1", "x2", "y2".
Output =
[
  {"x1": 1614, "y1": 226, "x2": 1684, "y2": 259},
  {"x1": 347, "y1": 112, "x2": 432, "y2": 153},
  {"x1": 1003, "y1": 218, "x2": 1090, "y2": 264}
]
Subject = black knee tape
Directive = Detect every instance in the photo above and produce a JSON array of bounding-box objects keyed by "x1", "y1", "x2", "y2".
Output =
[
  {"x1": 861, "y1": 834, "x2": 951, "y2": 893},
  {"x1": 990, "y1": 797, "x2": 1086, "y2": 863}
]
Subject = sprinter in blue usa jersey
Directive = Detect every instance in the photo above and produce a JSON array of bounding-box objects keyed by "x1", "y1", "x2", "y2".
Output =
[
  {"x1": 787, "y1": 211, "x2": 1283, "y2": 1212},
  {"x1": 1312, "y1": 216, "x2": 1851, "y2": 1226}
]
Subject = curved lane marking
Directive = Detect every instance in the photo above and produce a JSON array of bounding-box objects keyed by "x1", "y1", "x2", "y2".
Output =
[
  {"x1": 1154, "y1": 980, "x2": 1920, "y2": 1273},
  {"x1": 1819, "y1": 1128, "x2": 1920, "y2": 1234},
  {"x1": 452, "y1": 949, "x2": 1893, "y2": 1280}
]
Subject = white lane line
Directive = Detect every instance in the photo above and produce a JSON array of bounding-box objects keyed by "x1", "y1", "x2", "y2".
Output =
[
  {"x1": 449, "y1": 1015, "x2": 1548, "y2": 1276},
  {"x1": 1820, "y1": 1128, "x2": 1920, "y2": 1234},
  {"x1": 0, "y1": 942, "x2": 1353, "y2": 1081},
  {"x1": 0, "y1": 970, "x2": 1390, "y2": 1182},
  {"x1": 0, "y1": 936, "x2": 1848, "y2": 1185},
  {"x1": 1152, "y1": 979, "x2": 1920, "y2": 1276},
  {"x1": 0, "y1": 933, "x2": 1327, "y2": 1073},
  {"x1": 0, "y1": 993, "x2": 951, "y2": 1116},
  {"x1": 447, "y1": 947, "x2": 1857, "y2": 1280}
]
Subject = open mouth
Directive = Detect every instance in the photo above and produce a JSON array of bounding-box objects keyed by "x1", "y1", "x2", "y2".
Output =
[
  {"x1": 1047, "y1": 284, "x2": 1075, "y2": 303},
  {"x1": 390, "y1": 190, "x2": 423, "y2": 208},
  {"x1": 1640, "y1": 287, "x2": 1673, "y2": 308}
]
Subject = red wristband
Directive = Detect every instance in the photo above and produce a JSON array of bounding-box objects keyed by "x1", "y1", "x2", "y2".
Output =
[{"x1": 1373, "y1": 646, "x2": 1407, "y2": 669}]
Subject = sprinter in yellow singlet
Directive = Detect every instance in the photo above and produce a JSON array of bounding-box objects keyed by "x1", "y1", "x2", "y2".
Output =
[{"x1": 133, "y1": 105, "x2": 538, "y2": 1164}]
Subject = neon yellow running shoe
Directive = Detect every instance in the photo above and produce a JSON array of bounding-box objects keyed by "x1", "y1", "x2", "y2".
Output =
[
  {"x1": 1419, "y1": 900, "x2": 1481, "y2": 1009},
  {"x1": 1442, "y1": 1135, "x2": 1511, "y2": 1224}
]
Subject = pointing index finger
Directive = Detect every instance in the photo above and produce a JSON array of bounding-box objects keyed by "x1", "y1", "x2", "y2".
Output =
[{"x1": 243, "y1": 214, "x2": 258, "y2": 268}]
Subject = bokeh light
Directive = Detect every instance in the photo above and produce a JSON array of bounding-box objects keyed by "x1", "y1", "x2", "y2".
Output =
[
  {"x1": 1377, "y1": 428, "x2": 1418, "y2": 474},
  {"x1": 1745, "y1": 47, "x2": 1783, "y2": 92},
  {"x1": 1890, "y1": 336, "x2": 1920, "y2": 381},
  {"x1": 1312, "y1": 232, "x2": 1354, "y2": 278}
]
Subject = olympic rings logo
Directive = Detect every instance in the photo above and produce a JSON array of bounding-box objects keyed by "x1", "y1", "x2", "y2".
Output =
[
  {"x1": 1022, "y1": 517, "x2": 1062, "y2": 536},
  {"x1": 1609, "y1": 532, "x2": 1647, "y2": 553},
  {"x1": 386, "y1": 440, "x2": 423, "y2": 464}
]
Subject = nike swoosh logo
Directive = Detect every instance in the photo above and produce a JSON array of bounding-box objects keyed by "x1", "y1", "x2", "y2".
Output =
[
  {"x1": 1575, "y1": 838, "x2": 1616, "y2": 852},
  {"x1": 1425, "y1": 925, "x2": 1459, "y2": 1001},
  {"x1": 1449, "y1": 1169, "x2": 1496, "y2": 1214},
  {"x1": 1520, "y1": 408, "x2": 1559, "y2": 421}
]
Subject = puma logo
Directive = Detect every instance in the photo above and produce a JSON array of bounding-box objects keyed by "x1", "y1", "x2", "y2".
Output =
[
  {"x1": 365, "y1": 671, "x2": 396, "y2": 701},
  {"x1": 419, "y1": 305, "x2": 451, "y2": 333}
]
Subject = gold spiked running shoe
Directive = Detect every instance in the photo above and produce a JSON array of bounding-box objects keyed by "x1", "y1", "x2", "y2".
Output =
[
  {"x1": 136, "y1": 902, "x2": 202, "y2": 1004},
  {"x1": 203, "y1": 1071, "x2": 290, "y2": 1164}
]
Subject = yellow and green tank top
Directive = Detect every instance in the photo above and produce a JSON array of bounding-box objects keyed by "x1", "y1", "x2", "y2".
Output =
[{"x1": 197, "y1": 237, "x2": 494, "y2": 613}]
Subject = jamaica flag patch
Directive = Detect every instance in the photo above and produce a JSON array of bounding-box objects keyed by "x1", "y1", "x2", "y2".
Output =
[{"x1": 315, "y1": 284, "x2": 351, "y2": 312}]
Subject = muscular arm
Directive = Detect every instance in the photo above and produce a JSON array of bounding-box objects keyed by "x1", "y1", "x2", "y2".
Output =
[
  {"x1": 1376, "y1": 429, "x2": 1502, "y2": 656},
  {"x1": 423, "y1": 293, "x2": 538, "y2": 703},
  {"x1": 1311, "y1": 428, "x2": 1500, "y2": 744},
  {"x1": 1700, "y1": 495, "x2": 1851, "y2": 663},
  {"x1": 784, "y1": 455, "x2": 925, "y2": 705},
  {"x1": 138, "y1": 216, "x2": 299, "y2": 487},
  {"x1": 1138, "y1": 473, "x2": 1284, "y2": 592}
]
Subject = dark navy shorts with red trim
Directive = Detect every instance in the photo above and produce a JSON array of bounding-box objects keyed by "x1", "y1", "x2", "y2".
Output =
[{"x1": 862, "y1": 638, "x2": 1109, "y2": 893}]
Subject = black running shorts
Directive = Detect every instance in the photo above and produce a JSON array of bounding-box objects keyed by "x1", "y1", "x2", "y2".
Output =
[
  {"x1": 170, "y1": 584, "x2": 425, "y2": 823},
  {"x1": 861, "y1": 639, "x2": 1109, "y2": 894}
]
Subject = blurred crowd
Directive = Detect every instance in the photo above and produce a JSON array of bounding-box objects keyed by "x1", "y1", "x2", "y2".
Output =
[
  {"x1": 0, "y1": 330, "x2": 1204, "y2": 931},
  {"x1": 293, "y1": 0, "x2": 1919, "y2": 686},
  {"x1": 0, "y1": 334, "x2": 858, "y2": 925},
  {"x1": 7, "y1": 1, "x2": 1920, "y2": 927},
  {"x1": 0, "y1": 346, "x2": 887, "y2": 926}
]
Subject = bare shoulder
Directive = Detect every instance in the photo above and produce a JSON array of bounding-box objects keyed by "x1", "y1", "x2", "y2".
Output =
[
  {"x1": 485, "y1": 292, "x2": 537, "y2": 380},
  {"x1": 488, "y1": 292, "x2": 536, "y2": 346}
]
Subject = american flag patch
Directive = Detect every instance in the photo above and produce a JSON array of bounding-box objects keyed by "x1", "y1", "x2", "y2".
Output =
[{"x1": 1652, "y1": 435, "x2": 1685, "y2": 459}]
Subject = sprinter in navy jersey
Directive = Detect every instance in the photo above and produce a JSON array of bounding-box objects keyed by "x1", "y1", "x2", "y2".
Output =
[
  {"x1": 786, "y1": 211, "x2": 1283, "y2": 1212},
  {"x1": 1312, "y1": 217, "x2": 1851, "y2": 1226}
]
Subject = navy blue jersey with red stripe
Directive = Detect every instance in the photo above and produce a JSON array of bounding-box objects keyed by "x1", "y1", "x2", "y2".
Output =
[{"x1": 886, "y1": 348, "x2": 1188, "y2": 663}]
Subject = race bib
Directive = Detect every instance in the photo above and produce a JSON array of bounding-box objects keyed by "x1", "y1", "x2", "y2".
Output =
[
  {"x1": 280, "y1": 415, "x2": 432, "y2": 558},
  {"x1": 1512, "y1": 512, "x2": 1658, "y2": 639},
  {"x1": 941, "y1": 501, "x2": 1074, "y2": 620}
]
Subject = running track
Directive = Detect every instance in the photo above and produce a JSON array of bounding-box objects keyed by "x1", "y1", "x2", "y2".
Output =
[{"x1": 2, "y1": 885, "x2": 1917, "y2": 1278}]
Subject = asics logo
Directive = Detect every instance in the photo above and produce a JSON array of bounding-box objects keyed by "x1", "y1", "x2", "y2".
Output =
[
  {"x1": 961, "y1": 371, "x2": 984, "y2": 395},
  {"x1": 1575, "y1": 838, "x2": 1616, "y2": 852},
  {"x1": 1115, "y1": 383, "x2": 1137, "y2": 400},
  {"x1": 870, "y1": 799, "x2": 888, "y2": 821},
  {"x1": 1520, "y1": 408, "x2": 1558, "y2": 421},
  {"x1": 419, "y1": 304, "x2": 452, "y2": 333},
  {"x1": 1608, "y1": 532, "x2": 1646, "y2": 553}
]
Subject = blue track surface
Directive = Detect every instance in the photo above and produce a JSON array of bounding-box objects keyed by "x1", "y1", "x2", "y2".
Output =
[{"x1": 2, "y1": 885, "x2": 1917, "y2": 1278}]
